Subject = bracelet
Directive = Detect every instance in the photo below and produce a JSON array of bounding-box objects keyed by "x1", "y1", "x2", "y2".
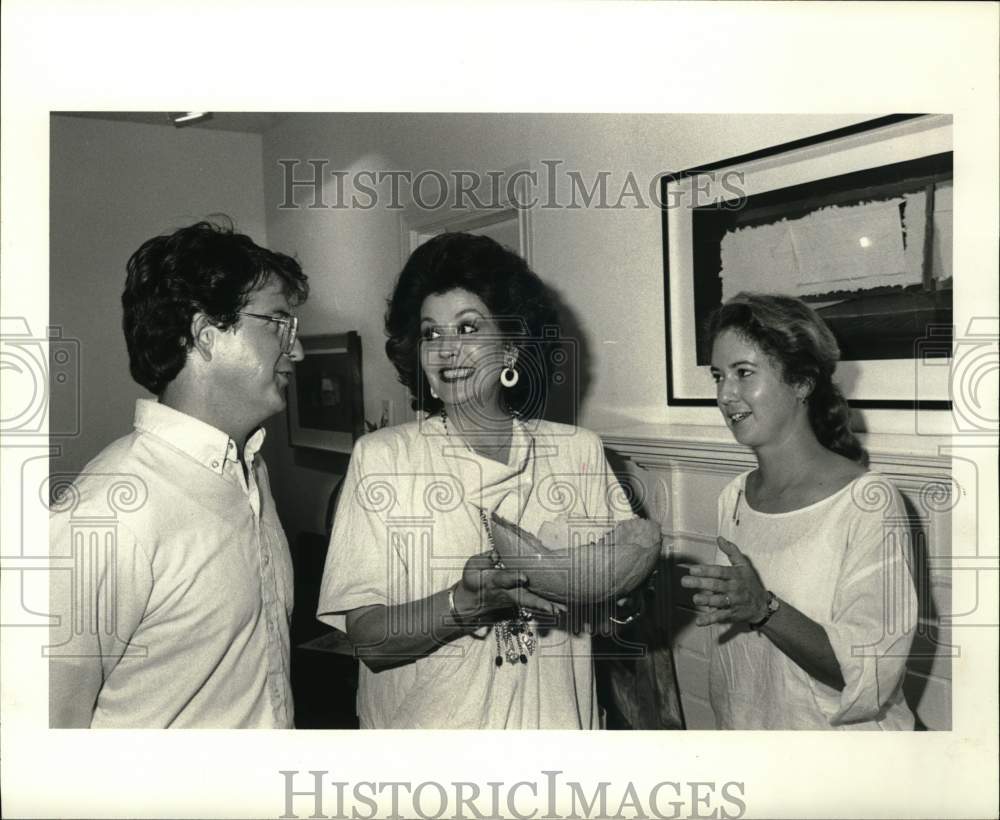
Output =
[
  {"x1": 609, "y1": 610, "x2": 641, "y2": 626},
  {"x1": 609, "y1": 599, "x2": 643, "y2": 626},
  {"x1": 448, "y1": 582, "x2": 466, "y2": 627}
]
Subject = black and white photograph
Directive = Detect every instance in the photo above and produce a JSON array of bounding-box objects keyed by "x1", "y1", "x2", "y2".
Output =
[{"x1": 1, "y1": 2, "x2": 997, "y2": 819}]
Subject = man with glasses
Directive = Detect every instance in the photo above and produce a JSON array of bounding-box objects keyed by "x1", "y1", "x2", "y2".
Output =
[{"x1": 49, "y1": 220, "x2": 308, "y2": 727}]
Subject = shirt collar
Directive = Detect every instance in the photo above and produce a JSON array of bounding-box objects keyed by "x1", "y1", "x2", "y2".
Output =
[
  {"x1": 133, "y1": 399, "x2": 267, "y2": 475},
  {"x1": 435, "y1": 413, "x2": 535, "y2": 515}
]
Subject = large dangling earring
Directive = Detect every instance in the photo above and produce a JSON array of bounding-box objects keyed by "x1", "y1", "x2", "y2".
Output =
[{"x1": 500, "y1": 349, "x2": 519, "y2": 388}]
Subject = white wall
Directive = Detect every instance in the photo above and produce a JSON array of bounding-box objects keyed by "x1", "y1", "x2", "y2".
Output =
[
  {"x1": 49, "y1": 115, "x2": 268, "y2": 480},
  {"x1": 259, "y1": 113, "x2": 952, "y2": 539}
]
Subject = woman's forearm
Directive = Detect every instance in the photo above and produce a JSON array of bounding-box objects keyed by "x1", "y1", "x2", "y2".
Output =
[
  {"x1": 346, "y1": 588, "x2": 470, "y2": 672},
  {"x1": 759, "y1": 597, "x2": 845, "y2": 691},
  {"x1": 682, "y1": 537, "x2": 847, "y2": 691},
  {"x1": 344, "y1": 550, "x2": 567, "y2": 672},
  {"x1": 346, "y1": 584, "x2": 509, "y2": 672}
]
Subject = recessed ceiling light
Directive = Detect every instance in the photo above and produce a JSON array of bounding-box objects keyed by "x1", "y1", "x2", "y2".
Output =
[{"x1": 168, "y1": 112, "x2": 212, "y2": 127}]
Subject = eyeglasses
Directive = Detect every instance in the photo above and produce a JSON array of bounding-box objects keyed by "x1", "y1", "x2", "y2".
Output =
[{"x1": 237, "y1": 312, "x2": 299, "y2": 354}]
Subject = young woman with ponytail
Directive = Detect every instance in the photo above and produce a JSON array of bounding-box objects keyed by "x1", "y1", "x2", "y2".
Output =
[{"x1": 681, "y1": 292, "x2": 918, "y2": 729}]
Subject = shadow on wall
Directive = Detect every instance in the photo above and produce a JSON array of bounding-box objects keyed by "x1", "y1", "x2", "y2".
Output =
[{"x1": 897, "y1": 492, "x2": 949, "y2": 731}]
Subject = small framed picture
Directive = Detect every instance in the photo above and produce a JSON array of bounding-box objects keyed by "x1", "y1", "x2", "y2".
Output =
[{"x1": 286, "y1": 332, "x2": 364, "y2": 453}]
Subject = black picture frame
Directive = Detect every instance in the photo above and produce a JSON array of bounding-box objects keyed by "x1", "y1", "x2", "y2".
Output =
[
  {"x1": 661, "y1": 114, "x2": 954, "y2": 410},
  {"x1": 286, "y1": 332, "x2": 364, "y2": 453}
]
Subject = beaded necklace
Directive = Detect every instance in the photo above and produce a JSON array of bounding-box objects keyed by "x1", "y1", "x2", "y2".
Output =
[{"x1": 441, "y1": 409, "x2": 536, "y2": 666}]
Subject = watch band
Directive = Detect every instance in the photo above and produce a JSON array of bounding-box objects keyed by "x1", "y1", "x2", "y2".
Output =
[{"x1": 749, "y1": 590, "x2": 778, "y2": 630}]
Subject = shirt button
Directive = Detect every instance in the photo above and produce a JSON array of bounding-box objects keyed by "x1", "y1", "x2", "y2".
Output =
[
  {"x1": 262, "y1": 553, "x2": 270, "y2": 566},
  {"x1": 211, "y1": 460, "x2": 219, "y2": 468}
]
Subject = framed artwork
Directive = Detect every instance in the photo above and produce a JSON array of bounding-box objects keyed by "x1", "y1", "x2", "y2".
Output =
[
  {"x1": 286, "y1": 332, "x2": 364, "y2": 453},
  {"x1": 661, "y1": 114, "x2": 953, "y2": 409}
]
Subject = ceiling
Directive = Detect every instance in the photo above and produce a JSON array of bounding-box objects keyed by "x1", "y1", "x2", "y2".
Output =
[{"x1": 54, "y1": 111, "x2": 290, "y2": 135}]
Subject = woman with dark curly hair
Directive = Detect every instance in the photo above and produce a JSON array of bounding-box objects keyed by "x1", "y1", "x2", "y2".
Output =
[
  {"x1": 318, "y1": 232, "x2": 642, "y2": 729},
  {"x1": 682, "y1": 292, "x2": 918, "y2": 729}
]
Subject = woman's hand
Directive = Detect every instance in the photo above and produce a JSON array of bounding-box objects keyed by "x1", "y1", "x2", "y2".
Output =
[
  {"x1": 454, "y1": 550, "x2": 566, "y2": 621},
  {"x1": 680, "y1": 537, "x2": 768, "y2": 626}
]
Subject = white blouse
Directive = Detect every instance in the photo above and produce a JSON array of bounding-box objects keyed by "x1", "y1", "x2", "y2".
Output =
[
  {"x1": 318, "y1": 416, "x2": 634, "y2": 729},
  {"x1": 710, "y1": 471, "x2": 918, "y2": 730}
]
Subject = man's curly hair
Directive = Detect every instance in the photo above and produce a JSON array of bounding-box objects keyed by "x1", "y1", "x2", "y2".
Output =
[{"x1": 122, "y1": 219, "x2": 308, "y2": 395}]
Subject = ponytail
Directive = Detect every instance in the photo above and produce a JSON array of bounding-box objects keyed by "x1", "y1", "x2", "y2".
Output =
[{"x1": 808, "y1": 378, "x2": 869, "y2": 467}]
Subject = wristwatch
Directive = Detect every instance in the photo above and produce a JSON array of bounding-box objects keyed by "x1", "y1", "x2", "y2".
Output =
[{"x1": 749, "y1": 591, "x2": 779, "y2": 630}]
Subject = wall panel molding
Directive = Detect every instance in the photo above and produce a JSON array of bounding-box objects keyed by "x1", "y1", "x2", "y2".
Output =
[{"x1": 603, "y1": 427, "x2": 952, "y2": 730}]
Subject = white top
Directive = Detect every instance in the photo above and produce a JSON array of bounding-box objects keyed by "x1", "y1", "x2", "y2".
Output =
[
  {"x1": 710, "y1": 471, "x2": 917, "y2": 730},
  {"x1": 49, "y1": 399, "x2": 294, "y2": 728},
  {"x1": 318, "y1": 416, "x2": 635, "y2": 729}
]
